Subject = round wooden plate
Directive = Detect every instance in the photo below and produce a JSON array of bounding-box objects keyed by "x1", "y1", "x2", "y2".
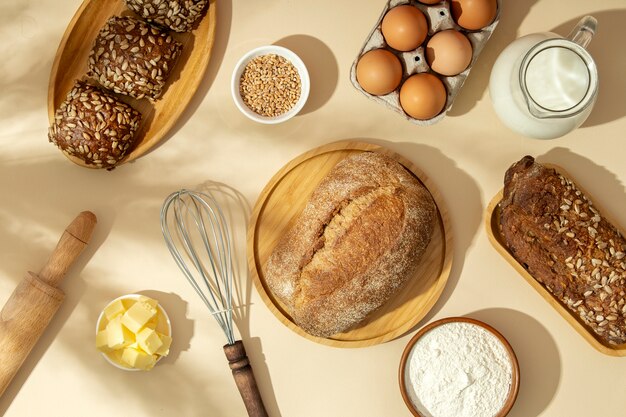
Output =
[
  {"x1": 48, "y1": 0, "x2": 217, "y2": 168},
  {"x1": 247, "y1": 140, "x2": 453, "y2": 347}
]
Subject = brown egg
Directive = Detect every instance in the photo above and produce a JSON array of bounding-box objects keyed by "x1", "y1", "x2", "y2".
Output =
[
  {"x1": 451, "y1": 0, "x2": 497, "y2": 30},
  {"x1": 399, "y1": 73, "x2": 447, "y2": 120},
  {"x1": 381, "y1": 5, "x2": 428, "y2": 52},
  {"x1": 418, "y1": 0, "x2": 441, "y2": 4},
  {"x1": 426, "y1": 30, "x2": 473, "y2": 76},
  {"x1": 356, "y1": 49, "x2": 403, "y2": 96}
]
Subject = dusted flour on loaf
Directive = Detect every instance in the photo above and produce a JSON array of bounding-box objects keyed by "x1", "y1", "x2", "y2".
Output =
[
  {"x1": 265, "y1": 152, "x2": 437, "y2": 337},
  {"x1": 500, "y1": 156, "x2": 626, "y2": 345}
]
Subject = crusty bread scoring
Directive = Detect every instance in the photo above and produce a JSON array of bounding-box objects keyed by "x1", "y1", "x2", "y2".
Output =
[
  {"x1": 265, "y1": 152, "x2": 437, "y2": 337},
  {"x1": 500, "y1": 156, "x2": 626, "y2": 345}
]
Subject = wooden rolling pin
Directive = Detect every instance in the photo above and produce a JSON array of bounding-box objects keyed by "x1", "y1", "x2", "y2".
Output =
[{"x1": 0, "y1": 211, "x2": 97, "y2": 397}]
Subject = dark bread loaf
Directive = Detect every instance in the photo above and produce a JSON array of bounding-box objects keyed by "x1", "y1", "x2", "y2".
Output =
[
  {"x1": 88, "y1": 16, "x2": 182, "y2": 100},
  {"x1": 48, "y1": 81, "x2": 141, "y2": 169},
  {"x1": 500, "y1": 156, "x2": 626, "y2": 345},
  {"x1": 125, "y1": 0, "x2": 209, "y2": 32},
  {"x1": 265, "y1": 152, "x2": 437, "y2": 338}
]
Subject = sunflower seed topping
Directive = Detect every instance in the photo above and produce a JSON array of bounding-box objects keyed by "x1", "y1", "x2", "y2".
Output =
[
  {"x1": 87, "y1": 15, "x2": 182, "y2": 100},
  {"x1": 47, "y1": 81, "x2": 141, "y2": 169},
  {"x1": 500, "y1": 162, "x2": 626, "y2": 346}
]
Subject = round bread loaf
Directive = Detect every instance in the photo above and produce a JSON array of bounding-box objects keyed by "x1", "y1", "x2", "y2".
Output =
[
  {"x1": 124, "y1": 0, "x2": 209, "y2": 33},
  {"x1": 264, "y1": 152, "x2": 437, "y2": 337},
  {"x1": 87, "y1": 16, "x2": 182, "y2": 100},
  {"x1": 48, "y1": 81, "x2": 141, "y2": 169}
]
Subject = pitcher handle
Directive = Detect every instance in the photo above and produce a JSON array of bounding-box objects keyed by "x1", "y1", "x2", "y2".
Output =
[{"x1": 567, "y1": 15, "x2": 597, "y2": 49}]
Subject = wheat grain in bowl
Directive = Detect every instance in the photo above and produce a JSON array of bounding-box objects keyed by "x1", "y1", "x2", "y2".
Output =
[
  {"x1": 231, "y1": 45, "x2": 310, "y2": 124},
  {"x1": 240, "y1": 54, "x2": 301, "y2": 117}
]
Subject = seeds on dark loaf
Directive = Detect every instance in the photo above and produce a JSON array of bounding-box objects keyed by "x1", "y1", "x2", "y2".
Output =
[
  {"x1": 124, "y1": 0, "x2": 209, "y2": 32},
  {"x1": 88, "y1": 16, "x2": 182, "y2": 100},
  {"x1": 48, "y1": 81, "x2": 141, "y2": 169},
  {"x1": 264, "y1": 152, "x2": 437, "y2": 338},
  {"x1": 500, "y1": 156, "x2": 626, "y2": 345}
]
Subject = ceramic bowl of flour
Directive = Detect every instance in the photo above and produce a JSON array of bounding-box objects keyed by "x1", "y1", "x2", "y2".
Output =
[{"x1": 398, "y1": 317, "x2": 520, "y2": 417}]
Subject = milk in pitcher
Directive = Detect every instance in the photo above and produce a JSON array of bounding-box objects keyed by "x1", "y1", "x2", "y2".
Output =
[{"x1": 489, "y1": 17, "x2": 598, "y2": 139}]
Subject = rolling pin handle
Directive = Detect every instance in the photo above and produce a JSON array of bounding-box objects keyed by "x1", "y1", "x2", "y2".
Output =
[
  {"x1": 38, "y1": 211, "x2": 97, "y2": 287},
  {"x1": 0, "y1": 211, "x2": 96, "y2": 398}
]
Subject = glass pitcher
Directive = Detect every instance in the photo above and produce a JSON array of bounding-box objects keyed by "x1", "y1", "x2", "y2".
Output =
[{"x1": 489, "y1": 16, "x2": 598, "y2": 139}]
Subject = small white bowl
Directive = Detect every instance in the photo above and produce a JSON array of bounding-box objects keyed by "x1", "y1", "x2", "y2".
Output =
[
  {"x1": 96, "y1": 294, "x2": 172, "y2": 371},
  {"x1": 231, "y1": 45, "x2": 310, "y2": 124}
]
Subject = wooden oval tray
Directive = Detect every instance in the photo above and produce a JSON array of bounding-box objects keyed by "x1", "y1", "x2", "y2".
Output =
[
  {"x1": 247, "y1": 140, "x2": 453, "y2": 348},
  {"x1": 48, "y1": 0, "x2": 217, "y2": 168},
  {"x1": 486, "y1": 164, "x2": 626, "y2": 357}
]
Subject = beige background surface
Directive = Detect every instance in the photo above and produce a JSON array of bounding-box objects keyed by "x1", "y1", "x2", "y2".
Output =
[{"x1": 1, "y1": 0, "x2": 625, "y2": 416}]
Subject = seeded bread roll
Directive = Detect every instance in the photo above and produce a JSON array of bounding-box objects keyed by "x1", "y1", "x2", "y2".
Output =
[
  {"x1": 48, "y1": 81, "x2": 141, "y2": 169},
  {"x1": 265, "y1": 152, "x2": 437, "y2": 338},
  {"x1": 88, "y1": 16, "x2": 182, "y2": 100},
  {"x1": 500, "y1": 156, "x2": 626, "y2": 345},
  {"x1": 124, "y1": 0, "x2": 209, "y2": 32}
]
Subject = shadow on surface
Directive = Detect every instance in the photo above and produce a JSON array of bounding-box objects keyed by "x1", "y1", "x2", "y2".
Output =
[
  {"x1": 154, "y1": 0, "x2": 233, "y2": 151},
  {"x1": 468, "y1": 308, "x2": 561, "y2": 417},
  {"x1": 537, "y1": 148, "x2": 626, "y2": 225},
  {"x1": 274, "y1": 35, "x2": 339, "y2": 116},
  {"x1": 0, "y1": 212, "x2": 107, "y2": 415},
  {"x1": 189, "y1": 182, "x2": 281, "y2": 416},
  {"x1": 138, "y1": 290, "x2": 194, "y2": 364},
  {"x1": 364, "y1": 139, "x2": 483, "y2": 332},
  {"x1": 195, "y1": 180, "x2": 253, "y2": 340},
  {"x1": 448, "y1": 0, "x2": 540, "y2": 116},
  {"x1": 243, "y1": 337, "x2": 282, "y2": 417},
  {"x1": 551, "y1": 10, "x2": 626, "y2": 128}
]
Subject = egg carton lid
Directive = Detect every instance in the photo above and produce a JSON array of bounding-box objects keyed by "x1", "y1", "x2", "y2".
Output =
[{"x1": 350, "y1": 0, "x2": 501, "y2": 126}]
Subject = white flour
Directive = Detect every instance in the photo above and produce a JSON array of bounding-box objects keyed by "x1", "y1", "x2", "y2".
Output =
[{"x1": 405, "y1": 322, "x2": 513, "y2": 417}]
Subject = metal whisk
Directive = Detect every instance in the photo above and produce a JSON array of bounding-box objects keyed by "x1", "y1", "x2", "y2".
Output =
[{"x1": 161, "y1": 189, "x2": 268, "y2": 417}]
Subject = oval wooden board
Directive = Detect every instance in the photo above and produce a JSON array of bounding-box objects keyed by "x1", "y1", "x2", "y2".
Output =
[
  {"x1": 48, "y1": 0, "x2": 217, "y2": 168},
  {"x1": 486, "y1": 163, "x2": 626, "y2": 357},
  {"x1": 247, "y1": 140, "x2": 453, "y2": 348}
]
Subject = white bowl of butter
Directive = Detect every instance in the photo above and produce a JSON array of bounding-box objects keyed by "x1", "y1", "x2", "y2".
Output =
[{"x1": 96, "y1": 294, "x2": 172, "y2": 371}]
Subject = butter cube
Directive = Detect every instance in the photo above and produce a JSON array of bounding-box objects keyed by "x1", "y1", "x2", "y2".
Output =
[
  {"x1": 96, "y1": 330, "x2": 112, "y2": 352},
  {"x1": 136, "y1": 328, "x2": 163, "y2": 355},
  {"x1": 155, "y1": 333, "x2": 172, "y2": 356},
  {"x1": 106, "y1": 316, "x2": 135, "y2": 349},
  {"x1": 121, "y1": 300, "x2": 156, "y2": 333},
  {"x1": 108, "y1": 350, "x2": 124, "y2": 365},
  {"x1": 122, "y1": 348, "x2": 157, "y2": 371},
  {"x1": 146, "y1": 313, "x2": 159, "y2": 330},
  {"x1": 138, "y1": 295, "x2": 158, "y2": 309},
  {"x1": 103, "y1": 299, "x2": 126, "y2": 320}
]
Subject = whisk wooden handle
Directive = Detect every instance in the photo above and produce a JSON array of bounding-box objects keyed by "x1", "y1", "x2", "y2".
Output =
[{"x1": 224, "y1": 341, "x2": 269, "y2": 417}]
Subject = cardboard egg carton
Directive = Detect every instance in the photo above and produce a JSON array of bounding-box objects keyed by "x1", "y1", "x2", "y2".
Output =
[{"x1": 350, "y1": 0, "x2": 501, "y2": 125}]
